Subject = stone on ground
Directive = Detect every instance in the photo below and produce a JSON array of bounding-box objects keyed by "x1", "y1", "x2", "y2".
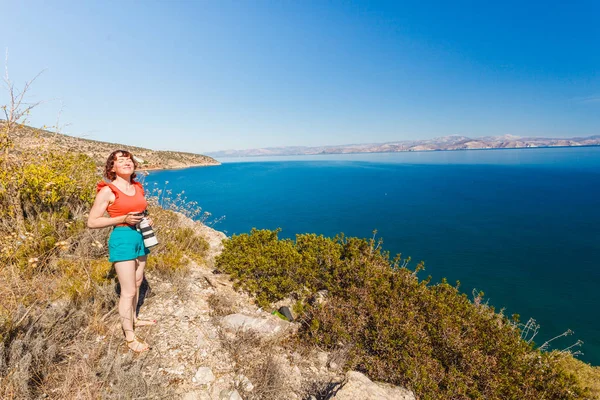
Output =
[
  {"x1": 220, "y1": 313, "x2": 290, "y2": 337},
  {"x1": 193, "y1": 366, "x2": 215, "y2": 386},
  {"x1": 332, "y1": 371, "x2": 415, "y2": 400}
]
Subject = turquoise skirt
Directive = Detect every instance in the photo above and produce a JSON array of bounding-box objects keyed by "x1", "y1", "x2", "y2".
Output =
[{"x1": 108, "y1": 226, "x2": 150, "y2": 263}]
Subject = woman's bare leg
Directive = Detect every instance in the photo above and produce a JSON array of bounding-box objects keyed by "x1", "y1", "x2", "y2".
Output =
[
  {"x1": 115, "y1": 259, "x2": 148, "y2": 351},
  {"x1": 133, "y1": 256, "x2": 156, "y2": 326}
]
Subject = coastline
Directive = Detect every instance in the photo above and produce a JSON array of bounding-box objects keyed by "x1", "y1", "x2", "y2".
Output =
[
  {"x1": 140, "y1": 161, "x2": 221, "y2": 173},
  {"x1": 210, "y1": 143, "x2": 600, "y2": 159}
]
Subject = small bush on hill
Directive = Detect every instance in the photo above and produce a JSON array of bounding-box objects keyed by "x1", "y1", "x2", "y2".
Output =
[
  {"x1": 559, "y1": 356, "x2": 600, "y2": 398},
  {"x1": 215, "y1": 228, "x2": 589, "y2": 399},
  {"x1": 216, "y1": 228, "x2": 302, "y2": 306}
]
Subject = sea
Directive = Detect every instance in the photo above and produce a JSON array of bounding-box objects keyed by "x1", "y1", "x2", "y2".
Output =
[{"x1": 144, "y1": 147, "x2": 600, "y2": 365}]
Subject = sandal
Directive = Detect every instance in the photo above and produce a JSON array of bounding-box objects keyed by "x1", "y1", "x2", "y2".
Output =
[
  {"x1": 124, "y1": 334, "x2": 150, "y2": 353},
  {"x1": 122, "y1": 327, "x2": 150, "y2": 353}
]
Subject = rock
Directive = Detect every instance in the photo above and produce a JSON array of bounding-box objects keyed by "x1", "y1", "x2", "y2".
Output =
[
  {"x1": 277, "y1": 306, "x2": 294, "y2": 321},
  {"x1": 220, "y1": 313, "x2": 290, "y2": 337},
  {"x1": 264, "y1": 354, "x2": 304, "y2": 393},
  {"x1": 317, "y1": 351, "x2": 329, "y2": 368},
  {"x1": 204, "y1": 274, "x2": 233, "y2": 288},
  {"x1": 196, "y1": 331, "x2": 209, "y2": 347},
  {"x1": 181, "y1": 392, "x2": 210, "y2": 400},
  {"x1": 289, "y1": 365, "x2": 303, "y2": 390},
  {"x1": 193, "y1": 367, "x2": 215, "y2": 386},
  {"x1": 234, "y1": 374, "x2": 254, "y2": 392},
  {"x1": 219, "y1": 389, "x2": 243, "y2": 400},
  {"x1": 210, "y1": 374, "x2": 236, "y2": 399},
  {"x1": 173, "y1": 307, "x2": 185, "y2": 317},
  {"x1": 206, "y1": 326, "x2": 219, "y2": 340},
  {"x1": 332, "y1": 371, "x2": 415, "y2": 400},
  {"x1": 165, "y1": 365, "x2": 185, "y2": 375}
]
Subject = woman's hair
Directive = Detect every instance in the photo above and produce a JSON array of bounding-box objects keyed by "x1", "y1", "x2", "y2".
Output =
[{"x1": 104, "y1": 149, "x2": 139, "y2": 181}]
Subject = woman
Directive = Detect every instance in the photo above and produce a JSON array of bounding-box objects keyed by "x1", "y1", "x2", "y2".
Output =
[{"x1": 88, "y1": 150, "x2": 156, "y2": 353}]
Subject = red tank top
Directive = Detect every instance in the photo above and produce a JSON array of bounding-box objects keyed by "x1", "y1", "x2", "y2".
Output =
[{"x1": 96, "y1": 181, "x2": 148, "y2": 225}]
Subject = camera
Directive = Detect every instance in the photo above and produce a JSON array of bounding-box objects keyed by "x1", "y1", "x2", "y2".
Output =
[{"x1": 137, "y1": 210, "x2": 158, "y2": 248}]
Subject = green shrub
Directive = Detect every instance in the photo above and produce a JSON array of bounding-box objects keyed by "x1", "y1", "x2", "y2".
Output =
[
  {"x1": 0, "y1": 151, "x2": 96, "y2": 219},
  {"x1": 216, "y1": 228, "x2": 302, "y2": 307},
  {"x1": 560, "y1": 355, "x2": 600, "y2": 397},
  {"x1": 146, "y1": 243, "x2": 188, "y2": 275},
  {"x1": 215, "y1": 228, "x2": 587, "y2": 399},
  {"x1": 20, "y1": 152, "x2": 96, "y2": 211},
  {"x1": 294, "y1": 233, "x2": 343, "y2": 292},
  {"x1": 172, "y1": 226, "x2": 209, "y2": 262}
]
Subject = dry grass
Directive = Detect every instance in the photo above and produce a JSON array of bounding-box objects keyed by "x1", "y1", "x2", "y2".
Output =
[
  {"x1": 218, "y1": 327, "x2": 346, "y2": 400},
  {"x1": 302, "y1": 379, "x2": 342, "y2": 400},
  {"x1": 207, "y1": 293, "x2": 236, "y2": 317},
  {"x1": 219, "y1": 329, "x2": 290, "y2": 400},
  {"x1": 0, "y1": 295, "x2": 104, "y2": 398},
  {"x1": 0, "y1": 149, "x2": 212, "y2": 399}
]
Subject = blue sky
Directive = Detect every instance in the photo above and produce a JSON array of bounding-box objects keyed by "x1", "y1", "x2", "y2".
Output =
[{"x1": 1, "y1": 0, "x2": 598, "y2": 152}]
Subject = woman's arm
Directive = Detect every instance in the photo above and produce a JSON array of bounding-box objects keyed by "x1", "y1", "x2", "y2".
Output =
[{"x1": 87, "y1": 187, "x2": 142, "y2": 228}]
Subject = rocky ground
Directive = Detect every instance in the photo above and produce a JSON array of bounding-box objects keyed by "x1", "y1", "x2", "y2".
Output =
[{"x1": 99, "y1": 217, "x2": 414, "y2": 400}]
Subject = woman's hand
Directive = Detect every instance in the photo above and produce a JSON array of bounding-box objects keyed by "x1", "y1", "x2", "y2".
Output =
[
  {"x1": 123, "y1": 212, "x2": 144, "y2": 226},
  {"x1": 146, "y1": 217, "x2": 154, "y2": 227}
]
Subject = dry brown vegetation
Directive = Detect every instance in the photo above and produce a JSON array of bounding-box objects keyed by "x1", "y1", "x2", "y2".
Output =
[
  {"x1": 219, "y1": 329, "x2": 290, "y2": 400},
  {"x1": 0, "y1": 121, "x2": 220, "y2": 170},
  {"x1": 0, "y1": 145, "x2": 211, "y2": 398}
]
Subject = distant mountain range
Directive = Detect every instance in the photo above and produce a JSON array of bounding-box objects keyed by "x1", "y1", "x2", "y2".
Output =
[{"x1": 208, "y1": 134, "x2": 600, "y2": 158}]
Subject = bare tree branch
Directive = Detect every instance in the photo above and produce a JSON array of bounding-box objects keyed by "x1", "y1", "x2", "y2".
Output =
[{"x1": 1, "y1": 49, "x2": 46, "y2": 155}]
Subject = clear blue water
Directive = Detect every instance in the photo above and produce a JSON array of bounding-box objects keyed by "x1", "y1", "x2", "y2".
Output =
[{"x1": 145, "y1": 147, "x2": 600, "y2": 365}]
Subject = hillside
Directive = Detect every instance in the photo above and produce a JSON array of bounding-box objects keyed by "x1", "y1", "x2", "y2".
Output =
[
  {"x1": 1, "y1": 126, "x2": 599, "y2": 399},
  {"x1": 2, "y1": 122, "x2": 220, "y2": 170},
  {"x1": 0, "y1": 140, "x2": 415, "y2": 398},
  {"x1": 208, "y1": 134, "x2": 600, "y2": 157}
]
